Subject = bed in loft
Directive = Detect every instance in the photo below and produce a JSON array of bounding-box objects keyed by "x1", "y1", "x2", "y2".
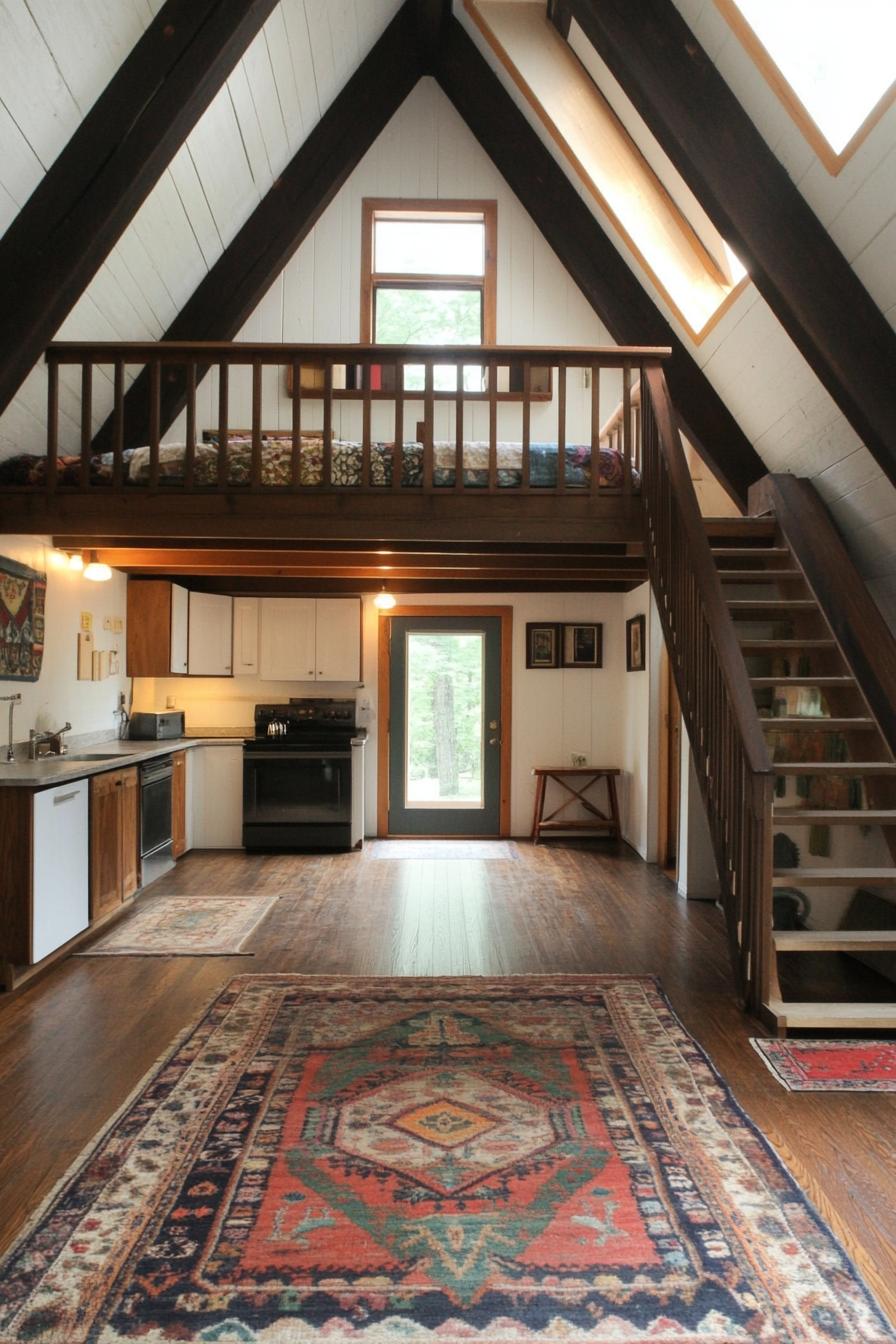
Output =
[{"x1": 0, "y1": 434, "x2": 636, "y2": 490}]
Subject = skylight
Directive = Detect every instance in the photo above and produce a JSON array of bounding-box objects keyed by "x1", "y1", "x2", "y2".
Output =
[{"x1": 719, "y1": 0, "x2": 896, "y2": 170}]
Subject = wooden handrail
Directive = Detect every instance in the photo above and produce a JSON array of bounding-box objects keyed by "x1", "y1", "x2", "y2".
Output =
[
  {"x1": 641, "y1": 362, "x2": 773, "y2": 1012},
  {"x1": 46, "y1": 340, "x2": 671, "y2": 365}
]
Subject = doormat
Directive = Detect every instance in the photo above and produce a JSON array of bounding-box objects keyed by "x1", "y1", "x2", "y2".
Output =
[
  {"x1": 370, "y1": 839, "x2": 518, "y2": 859},
  {"x1": 1, "y1": 975, "x2": 892, "y2": 1342},
  {"x1": 752, "y1": 1036, "x2": 896, "y2": 1091},
  {"x1": 76, "y1": 894, "x2": 278, "y2": 956}
]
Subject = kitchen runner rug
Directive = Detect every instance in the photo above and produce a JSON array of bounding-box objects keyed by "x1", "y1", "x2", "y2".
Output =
[
  {"x1": 752, "y1": 1036, "x2": 896, "y2": 1091},
  {"x1": 369, "y1": 839, "x2": 519, "y2": 860},
  {"x1": 1, "y1": 976, "x2": 892, "y2": 1344},
  {"x1": 75, "y1": 894, "x2": 278, "y2": 956}
]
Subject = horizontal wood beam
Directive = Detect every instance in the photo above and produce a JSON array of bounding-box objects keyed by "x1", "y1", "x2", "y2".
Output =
[
  {"x1": 0, "y1": 0, "x2": 280, "y2": 415},
  {"x1": 94, "y1": 4, "x2": 424, "y2": 452},
  {"x1": 556, "y1": 0, "x2": 896, "y2": 490},
  {"x1": 55, "y1": 535, "x2": 641, "y2": 557},
  {"x1": 92, "y1": 547, "x2": 647, "y2": 572},
  {"x1": 112, "y1": 565, "x2": 648, "y2": 582},
  {"x1": 434, "y1": 14, "x2": 762, "y2": 505},
  {"x1": 171, "y1": 576, "x2": 640, "y2": 594}
]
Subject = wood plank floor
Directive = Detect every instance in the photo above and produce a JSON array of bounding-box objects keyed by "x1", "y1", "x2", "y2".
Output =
[{"x1": 0, "y1": 840, "x2": 894, "y2": 1324}]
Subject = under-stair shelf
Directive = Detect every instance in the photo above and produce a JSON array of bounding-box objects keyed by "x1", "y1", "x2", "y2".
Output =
[
  {"x1": 773, "y1": 868, "x2": 896, "y2": 885},
  {"x1": 772, "y1": 809, "x2": 896, "y2": 825},
  {"x1": 773, "y1": 931, "x2": 896, "y2": 952},
  {"x1": 766, "y1": 1000, "x2": 896, "y2": 1030}
]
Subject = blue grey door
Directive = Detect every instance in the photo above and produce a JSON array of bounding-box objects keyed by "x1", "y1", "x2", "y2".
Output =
[{"x1": 388, "y1": 615, "x2": 503, "y2": 835}]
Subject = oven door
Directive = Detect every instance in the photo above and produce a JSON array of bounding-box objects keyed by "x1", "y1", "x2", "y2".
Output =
[{"x1": 243, "y1": 750, "x2": 352, "y2": 828}]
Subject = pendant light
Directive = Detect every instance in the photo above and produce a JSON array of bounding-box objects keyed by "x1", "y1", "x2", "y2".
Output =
[
  {"x1": 373, "y1": 585, "x2": 396, "y2": 611},
  {"x1": 67, "y1": 551, "x2": 84, "y2": 571},
  {"x1": 83, "y1": 550, "x2": 112, "y2": 582}
]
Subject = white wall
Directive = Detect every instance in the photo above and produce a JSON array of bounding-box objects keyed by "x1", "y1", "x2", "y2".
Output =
[
  {"x1": 134, "y1": 589, "x2": 641, "y2": 839},
  {"x1": 619, "y1": 583, "x2": 662, "y2": 859},
  {"x1": 0, "y1": 534, "x2": 129, "y2": 748}
]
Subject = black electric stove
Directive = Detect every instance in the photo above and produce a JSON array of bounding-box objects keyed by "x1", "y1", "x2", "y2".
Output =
[{"x1": 242, "y1": 699, "x2": 362, "y2": 850}]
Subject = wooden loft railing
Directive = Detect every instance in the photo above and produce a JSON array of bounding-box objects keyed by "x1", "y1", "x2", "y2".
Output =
[
  {"x1": 641, "y1": 364, "x2": 775, "y2": 1014},
  {"x1": 42, "y1": 341, "x2": 669, "y2": 496}
]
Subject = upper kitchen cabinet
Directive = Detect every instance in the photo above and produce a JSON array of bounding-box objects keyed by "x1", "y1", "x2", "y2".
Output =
[
  {"x1": 127, "y1": 581, "x2": 189, "y2": 676},
  {"x1": 188, "y1": 593, "x2": 233, "y2": 677},
  {"x1": 259, "y1": 598, "x2": 361, "y2": 682},
  {"x1": 233, "y1": 597, "x2": 260, "y2": 676}
]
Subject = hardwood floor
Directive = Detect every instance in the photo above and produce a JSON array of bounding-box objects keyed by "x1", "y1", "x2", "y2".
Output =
[{"x1": 0, "y1": 840, "x2": 894, "y2": 1323}]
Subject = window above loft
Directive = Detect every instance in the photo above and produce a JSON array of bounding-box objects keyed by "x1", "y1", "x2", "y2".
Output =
[
  {"x1": 465, "y1": 0, "x2": 748, "y2": 343},
  {"x1": 362, "y1": 200, "x2": 496, "y2": 391},
  {"x1": 716, "y1": 0, "x2": 896, "y2": 173}
]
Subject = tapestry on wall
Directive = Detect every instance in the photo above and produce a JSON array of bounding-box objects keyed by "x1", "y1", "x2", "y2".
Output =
[
  {"x1": 0, "y1": 974, "x2": 893, "y2": 1343},
  {"x1": 0, "y1": 556, "x2": 46, "y2": 682}
]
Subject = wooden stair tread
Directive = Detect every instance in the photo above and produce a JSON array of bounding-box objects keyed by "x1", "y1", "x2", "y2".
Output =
[
  {"x1": 774, "y1": 808, "x2": 896, "y2": 824},
  {"x1": 719, "y1": 570, "x2": 803, "y2": 582},
  {"x1": 761, "y1": 717, "x2": 875, "y2": 731},
  {"x1": 750, "y1": 676, "x2": 855, "y2": 687},
  {"x1": 773, "y1": 868, "x2": 896, "y2": 885},
  {"x1": 738, "y1": 638, "x2": 836, "y2": 649},
  {"x1": 727, "y1": 600, "x2": 817, "y2": 611},
  {"x1": 703, "y1": 518, "x2": 776, "y2": 538},
  {"x1": 711, "y1": 547, "x2": 790, "y2": 559},
  {"x1": 773, "y1": 762, "x2": 895, "y2": 775},
  {"x1": 774, "y1": 930, "x2": 896, "y2": 951},
  {"x1": 766, "y1": 999, "x2": 896, "y2": 1028}
]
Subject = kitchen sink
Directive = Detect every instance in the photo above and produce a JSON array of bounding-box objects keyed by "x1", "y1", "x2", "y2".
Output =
[{"x1": 62, "y1": 752, "x2": 131, "y2": 761}]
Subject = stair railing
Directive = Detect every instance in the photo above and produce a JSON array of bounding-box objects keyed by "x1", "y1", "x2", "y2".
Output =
[{"x1": 640, "y1": 363, "x2": 774, "y2": 1013}]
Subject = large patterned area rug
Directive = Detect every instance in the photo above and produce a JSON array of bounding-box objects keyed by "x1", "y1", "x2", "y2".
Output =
[
  {"x1": 1, "y1": 975, "x2": 892, "y2": 1343},
  {"x1": 752, "y1": 1036, "x2": 896, "y2": 1091},
  {"x1": 76, "y1": 894, "x2": 278, "y2": 956}
]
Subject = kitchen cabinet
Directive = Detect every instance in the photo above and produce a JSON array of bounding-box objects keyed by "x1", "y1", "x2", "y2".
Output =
[
  {"x1": 33, "y1": 780, "x2": 90, "y2": 963},
  {"x1": 127, "y1": 580, "x2": 189, "y2": 676},
  {"x1": 90, "y1": 767, "x2": 139, "y2": 921},
  {"x1": 190, "y1": 745, "x2": 243, "y2": 848},
  {"x1": 233, "y1": 597, "x2": 260, "y2": 675},
  {"x1": 188, "y1": 592, "x2": 233, "y2": 676},
  {"x1": 172, "y1": 750, "x2": 187, "y2": 858},
  {"x1": 259, "y1": 597, "x2": 360, "y2": 682}
]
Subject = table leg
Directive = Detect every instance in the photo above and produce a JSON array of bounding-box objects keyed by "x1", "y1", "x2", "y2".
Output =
[
  {"x1": 606, "y1": 774, "x2": 621, "y2": 840},
  {"x1": 531, "y1": 774, "x2": 547, "y2": 844}
]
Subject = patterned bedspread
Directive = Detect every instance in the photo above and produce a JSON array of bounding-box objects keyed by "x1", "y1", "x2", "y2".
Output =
[{"x1": 0, "y1": 435, "x2": 638, "y2": 490}]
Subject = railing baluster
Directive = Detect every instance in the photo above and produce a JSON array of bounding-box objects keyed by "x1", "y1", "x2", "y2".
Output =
[
  {"x1": 590, "y1": 361, "x2": 600, "y2": 496},
  {"x1": 80, "y1": 362, "x2": 93, "y2": 491},
  {"x1": 112, "y1": 359, "x2": 125, "y2": 489},
  {"x1": 393, "y1": 363, "x2": 403, "y2": 492},
  {"x1": 322, "y1": 360, "x2": 333, "y2": 487},
  {"x1": 251, "y1": 359, "x2": 263, "y2": 489},
  {"x1": 148, "y1": 360, "x2": 160, "y2": 492},
  {"x1": 423, "y1": 359, "x2": 434, "y2": 492},
  {"x1": 184, "y1": 362, "x2": 196, "y2": 490},
  {"x1": 291, "y1": 359, "x2": 302, "y2": 490},
  {"x1": 622, "y1": 361, "x2": 632, "y2": 497},
  {"x1": 46, "y1": 356, "x2": 59, "y2": 494},
  {"x1": 521, "y1": 361, "x2": 531, "y2": 492},
  {"x1": 488, "y1": 357, "x2": 497, "y2": 493},
  {"x1": 361, "y1": 361, "x2": 371, "y2": 489},
  {"x1": 556, "y1": 361, "x2": 566, "y2": 493},
  {"x1": 217, "y1": 361, "x2": 229, "y2": 490},
  {"x1": 455, "y1": 358, "x2": 464, "y2": 492}
]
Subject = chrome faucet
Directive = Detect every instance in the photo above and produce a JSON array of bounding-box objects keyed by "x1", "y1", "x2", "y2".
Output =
[
  {"x1": 1, "y1": 693, "x2": 21, "y2": 762},
  {"x1": 29, "y1": 721, "x2": 72, "y2": 760}
]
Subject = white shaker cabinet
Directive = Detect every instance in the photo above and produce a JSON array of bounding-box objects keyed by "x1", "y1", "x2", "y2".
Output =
[
  {"x1": 188, "y1": 592, "x2": 233, "y2": 676},
  {"x1": 32, "y1": 780, "x2": 90, "y2": 962},
  {"x1": 190, "y1": 745, "x2": 244, "y2": 848},
  {"x1": 170, "y1": 582, "x2": 189, "y2": 674},
  {"x1": 259, "y1": 598, "x2": 316, "y2": 681},
  {"x1": 315, "y1": 599, "x2": 362, "y2": 682},
  {"x1": 233, "y1": 597, "x2": 260, "y2": 675}
]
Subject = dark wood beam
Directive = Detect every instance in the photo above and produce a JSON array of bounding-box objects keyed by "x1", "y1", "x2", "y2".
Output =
[
  {"x1": 55, "y1": 535, "x2": 641, "y2": 557},
  {"x1": 95, "y1": 4, "x2": 423, "y2": 452},
  {"x1": 169, "y1": 576, "x2": 639, "y2": 595},
  {"x1": 433, "y1": 16, "x2": 762, "y2": 505},
  {"x1": 0, "y1": 0, "x2": 280, "y2": 416},
  {"x1": 555, "y1": 0, "x2": 896, "y2": 490},
  {"x1": 92, "y1": 546, "x2": 647, "y2": 573},
  {"x1": 414, "y1": 0, "x2": 452, "y2": 71}
]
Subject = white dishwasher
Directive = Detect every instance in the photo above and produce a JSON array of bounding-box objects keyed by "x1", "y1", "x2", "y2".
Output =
[{"x1": 32, "y1": 778, "x2": 89, "y2": 963}]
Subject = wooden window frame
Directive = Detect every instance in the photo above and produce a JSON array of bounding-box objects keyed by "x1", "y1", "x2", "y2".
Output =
[
  {"x1": 360, "y1": 198, "x2": 497, "y2": 345},
  {"x1": 715, "y1": 0, "x2": 896, "y2": 176}
]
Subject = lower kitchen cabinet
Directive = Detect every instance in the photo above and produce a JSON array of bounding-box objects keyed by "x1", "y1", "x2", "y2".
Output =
[
  {"x1": 190, "y1": 745, "x2": 243, "y2": 848},
  {"x1": 172, "y1": 750, "x2": 187, "y2": 857},
  {"x1": 90, "y1": 767, "x2": 139, "y2": 921}
]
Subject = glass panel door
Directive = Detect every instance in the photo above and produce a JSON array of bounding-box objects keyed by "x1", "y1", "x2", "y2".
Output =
[{"x1": 389, "y1": 615, "x2": 503, "y2": 835}]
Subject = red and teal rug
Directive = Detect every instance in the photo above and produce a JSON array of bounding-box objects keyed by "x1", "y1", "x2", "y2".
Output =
[
  {"x1": 1, "y1": 975, "x2": 893, "y2": 1342},
  {"x1": 752, "y1": 1036, "x2": 896, "y2": 1091}
]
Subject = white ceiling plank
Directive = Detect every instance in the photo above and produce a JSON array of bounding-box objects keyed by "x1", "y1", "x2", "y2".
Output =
[
  {"x1": 241, "y1": 29, "x2": 291, "y2": 177},
  {"x1": 129, "y1": 173, "x2": 209, "y2": 314},
  {"x1": 102, "y1": 246, "x2": 166, "y2": 337},
  {"x1": 262, "y1": 8, "x2": 305, "y2": 149},
  {"x1": 167, "y1": 145, "x2": 225, "y2": 270},
  {"x1": 280, "y1": 0, "x2": 322, "y2": 133},
  {"x1": 227, "y1": 60, "x2": 276, "y2": 195},
  {"x1": 23, "y1": 0, "x2": 152, "y2": 119},
  {"x1": 184, "y1": 84, "x2": 261, "y2": 243},
  {"x1": 0, "y1": 0, "x2": 82, "y2": 168},
  {"x1": 0, "y1": 99, "x2": 45, "y2": 209}
]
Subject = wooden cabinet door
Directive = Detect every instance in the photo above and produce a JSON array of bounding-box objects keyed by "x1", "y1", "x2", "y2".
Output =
[
  {"x1": 170, "y1": 583, "x2": 189, "y2": 674},
  {"x1": 90, "y1": 771, "x2": 123, "y2": 920},
  {"x1": 259, "y1": 598, "x2": 316, "y2": 680},
  {"x1": 171, "y1": 751, "x2": 187, "y2": 858},
  {"x1": 188, "y1": 592, "x2": 233, "y2": 676},
  {"x1": 119, "y1": 768, "x2": 140, "y2": 898},
  {"x1": 315, "y1": 599, "x2": 361, "y2": 681},
  {"x1": 233, "y1": 597, "x2": 260, "y2": 676}
]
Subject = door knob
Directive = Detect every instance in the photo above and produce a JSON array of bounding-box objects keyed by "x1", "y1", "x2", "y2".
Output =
[
  {"x1": 489, "y1": 720, "x2": 499, "y2": 730},
  {"x1": 489, "y1": 736, "x2": 501, "y2": 746}
]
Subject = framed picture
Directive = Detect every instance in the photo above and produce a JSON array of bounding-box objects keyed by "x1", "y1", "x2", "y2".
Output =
[
  {"x1": 626, "y1": 614, "x2": 646, "y2": 671},
  {"x1": 561, "y1": 622, "x2": 602, "y2": 668},
  {"x1": 525, "y1": 622, "x2": 561, "y2": 669}
]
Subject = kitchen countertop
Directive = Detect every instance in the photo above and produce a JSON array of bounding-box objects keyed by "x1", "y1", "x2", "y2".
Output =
[{"x1": 0, "y1": 735, "x2": 246, "y2": 787}]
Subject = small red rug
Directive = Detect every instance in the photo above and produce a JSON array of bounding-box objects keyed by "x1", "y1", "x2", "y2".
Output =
[
  {"x1": 1, "y1": 975, "x2": 893, "y2": 1342},
  {"x1": 752, "y1": 1036, "x2": 896, "y2": 1091}
]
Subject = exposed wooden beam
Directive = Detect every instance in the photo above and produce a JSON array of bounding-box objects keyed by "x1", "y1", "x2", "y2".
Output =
[
  {"x1": 433, "y1": 15, "x2": 762, "y2": 505},
  {"x1": 94, "y1": 4, "x2": 424, "y2": 452},
  {"x1": 554, "y1": 0, "x2": 896, "y2": 491},
  {"x1": 171, "y1": 576, "x2": 639, "y2": 594},
  {"x1": 0, "y1": 0, "x2": 280, "y2": 416},
  {"x1": 415, "y1": 0, "x2": 453, "y2": 70},
  {"x1": 56, "y1": 535, "x2": 641, "y2": 557},
  {"x1": 93, "y1": 547, "x2": 648, "y2": 573}
]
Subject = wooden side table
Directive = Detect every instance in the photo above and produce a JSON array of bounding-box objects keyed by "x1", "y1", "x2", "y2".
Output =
[{"x1": 531, "y1": 767, "x2": 621, "y2": 844}]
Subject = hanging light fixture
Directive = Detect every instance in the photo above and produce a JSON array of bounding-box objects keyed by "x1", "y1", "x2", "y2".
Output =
[
  {"x1": 373, "y1": 585, "x2": 396, "y2": 611},
  {"x1": 67, "y1": 551, "x2": 84, "y2": 571},
  {"x1": 83, "y1": 550, "x2": 112, "y2": 582}
]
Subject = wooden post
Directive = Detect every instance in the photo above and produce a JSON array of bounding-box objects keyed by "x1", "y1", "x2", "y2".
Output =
[
  {"x1": 112, "y1": 359, "x2": 125, "y2": 490},
  {"x1": 147, "y1": 360, "x2": 160, "y2": 491},
  {"x1": 184, "y1": 362, "x2": 197, "y2": 489},
  {"x1": 80, "y1": 362, "x2": 93, "y2": 491},
  {"x1": 251, "y1": 359, "x2": 263, "y2": 488},
  {"x1": 291, "y1": 358, "x2": 302, "y2": 489},
  {"x1": 46, "y1": 357, "x2": 59, "y2": 494},
  {"x1": 217, "y1": 361, "x2": 229, "y2": 490}
]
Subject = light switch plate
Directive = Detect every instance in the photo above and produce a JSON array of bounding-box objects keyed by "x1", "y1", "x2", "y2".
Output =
[
  {"x1": 103, "y1": 616, "x2": 113, "y2": 631},
  {"x1": 113, "y1": 617, "x2": 123, "y2": 633},
  {"x1": 80, "y1": 611, "x2": 92, "y2": 632}
]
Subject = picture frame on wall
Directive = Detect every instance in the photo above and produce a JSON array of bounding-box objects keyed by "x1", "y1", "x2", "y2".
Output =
[
  {"x1": 626, "y1": 614, "x2": 646, "y2": 671},
  {"x1": 561, "y1": 622, "x2": 602, "y2": 668},
  {"x1": 525, "y1": 622, "x2": 561, "y2": 669}
]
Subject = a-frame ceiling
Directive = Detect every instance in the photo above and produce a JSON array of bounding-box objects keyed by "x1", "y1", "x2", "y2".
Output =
[{"x1": 0, "y1": 0, "x2": 891, "y2": 610}]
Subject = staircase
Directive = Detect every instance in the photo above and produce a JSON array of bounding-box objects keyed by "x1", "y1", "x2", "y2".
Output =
[
  {"x1": 639, "y1": 364, "x2": 896, "y2": 1035},
  {"x1": 710, "y1": 513, "x2": 896, "y2": 1032}
]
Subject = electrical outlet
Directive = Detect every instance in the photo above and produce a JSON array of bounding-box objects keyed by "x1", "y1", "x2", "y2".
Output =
[{"x1": 571, "y1": 752, "x2": 587, "y2": 767}]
